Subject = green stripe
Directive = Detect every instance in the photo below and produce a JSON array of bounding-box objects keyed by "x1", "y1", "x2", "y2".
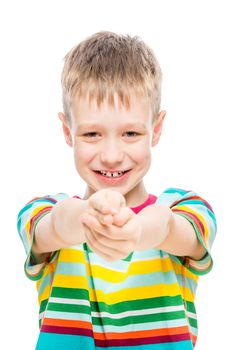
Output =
[
  {"x1": 186, "y1": 301, "x2": 196, "y2": 313},
  {"x1": 39, "y1": 299, "x2": 48, "y2": 328},
  {"x1": 91, "y1": 295, "x2": 183, "y2": 314},
  {"x1": 188, "y1": 317, "x2": 197, "y2": 328},
  {"x1": 51, "y1": 287, "x2": 89, "y2": 300},
  {"x1": 51, "y1": 288, "x2": 183, "y2": 314},
  {"x1": 39, "y1": 299, "x2": 48, "y2": 314},
  {"x1": 92, "y1": 310, "x2": 186, "y2": 326},
  {"x1": 122, "y1": 252, "x2": 133, "y2": 261},
  {"x1": 47, "y1": 303, "x2": 91, "y2": 315}
]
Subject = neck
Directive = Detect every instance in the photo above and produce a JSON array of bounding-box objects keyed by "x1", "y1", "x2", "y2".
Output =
[{"x1": 124, "y1": 181, "x2": 148, "y2": 207}]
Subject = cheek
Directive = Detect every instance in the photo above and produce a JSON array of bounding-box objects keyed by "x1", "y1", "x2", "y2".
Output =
[
  {"x1": 73, "y1": 144, "x2": 96, "y2": 165},
  {"x1": 133, "y1": 140, "x2": 152, "y2": 163}
]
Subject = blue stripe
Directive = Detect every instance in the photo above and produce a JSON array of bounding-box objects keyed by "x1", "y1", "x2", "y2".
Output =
[
  {"x1": 164, "y1": 188, "x2": 189, "y2": 195},
  {"x1": 36, "y1": 333, "x2": 193, "y2": 350},
  {"x1": 97, "y1": 340, "x2": 193, "y2": 350},
  {"x1": 36, "y1": 333, "x2": 95, "y2": 350}
]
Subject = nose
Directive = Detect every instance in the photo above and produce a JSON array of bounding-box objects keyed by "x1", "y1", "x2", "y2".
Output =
[{"x1": 100, "y1": 139, "x2": 124, "y2": 166}]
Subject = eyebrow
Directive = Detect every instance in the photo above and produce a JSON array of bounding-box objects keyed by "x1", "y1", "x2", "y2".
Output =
[{"x1": 77, "y1": 122, "x2": 147, "y2": 131}]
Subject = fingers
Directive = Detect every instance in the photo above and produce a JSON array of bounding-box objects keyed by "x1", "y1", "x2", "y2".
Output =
[
  {"x1": 81, "y1": 212, "x2": 142, "y2": 262},
  {"x1": 88, "y1": 206, "x2": 134, "y2": 228},
  {"x1": 84, "y1": 227, "x2": 130, "y2": 259},
  {"x1": 81, "y1": 212, "x2": 140, "y2": 242},
  {"x1": 81, "y1": 213, "x2": 119, "y2": 239},
  {"x1": 90, "y1": 211, "x2": 114, "y2": 226},
  {"x1": 84, "y1": 225, "x2": 135, "y2": 262},
  {"x1": 88, "y1": 189, "x2": 126, "y2": 215},
  {"x1": 84, "y1": 228, "x2": 116, "y2": 261}
]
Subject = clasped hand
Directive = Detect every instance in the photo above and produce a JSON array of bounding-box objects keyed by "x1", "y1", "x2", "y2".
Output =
[{"x1": 80, "y1": 189, "x2": 142, "y2": 262}]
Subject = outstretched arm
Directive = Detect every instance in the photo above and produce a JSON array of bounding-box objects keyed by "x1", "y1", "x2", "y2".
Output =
[
  {"x1": 32, "y1": 198, "x2": 88, "y2": 260},
  {"x1": 136, "y1": 203, "x2": 206, "y2": 260}
]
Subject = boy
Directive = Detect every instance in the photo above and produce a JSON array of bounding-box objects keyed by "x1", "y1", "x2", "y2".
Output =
[{"x1": 17, "y1": 31, "x2": 216, "y2": 350}]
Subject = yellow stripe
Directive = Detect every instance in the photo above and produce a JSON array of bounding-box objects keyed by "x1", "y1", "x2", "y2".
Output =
[
  {"x1": 25, "y1": 217, "x2": 32, "y2": 242},
  {"x1": 173, "y1": 205, "x2": 209, "y2": 242},
  {"x1": 172, "y1": 261, "x2": 198, "y2": 282},
  {"x1": 26, "y1": 205, "x2": 49, "y2": 239},
  {"x1": 36, "y1": 260, "x2": 57, "y2": 289},
  {"x1": 37, "y1": 285, "x2": 52, "y2": 304},
  {"x1": 89, "y1": 283, "x2": 195, "y2": 303},
  {"x1": 58, "y1": 248, "x2": 86, "y2": 264},
  {"x1": 43, "y1": 251, "x2": 198, "y2": 284},
  {"x1": 87, "y1": 257, "x2": 177, "y2": 283},
  {"x1": 53, "y1": 274, "x2": 89, "y2": 289},
  {"x1": 87, "y1": 258, "x2": 198, "y2": 283},
  {"x1": 52, "y1": 273, "x2": 194, "y2": 302},
  {"x1": 129, "y1": 257, "x2": 172, "y2": 274}
]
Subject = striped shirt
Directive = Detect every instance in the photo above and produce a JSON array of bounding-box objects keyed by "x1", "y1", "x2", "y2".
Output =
[{"x1": 17, "y1": 188, "x2": 217, "y2": 350}]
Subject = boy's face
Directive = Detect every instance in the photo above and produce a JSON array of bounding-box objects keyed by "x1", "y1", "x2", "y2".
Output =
[{"x1": 59, "y1": 93, "x2": 165, "y2": 206}]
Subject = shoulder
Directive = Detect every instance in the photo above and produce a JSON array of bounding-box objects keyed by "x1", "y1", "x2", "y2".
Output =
[{"x1": 156, "y1": 187, "x2": 194, "y2": 206}]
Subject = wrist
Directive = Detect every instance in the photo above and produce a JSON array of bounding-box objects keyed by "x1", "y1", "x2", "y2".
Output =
[
  {"x1": 136, "y1": 204, "x2": 172, "y2": 251},
  {"x1": 156, "y1": 207, "x2": 174, "y2": 250},
  {"x1": 52, "y1": 197, "x2": 88, "y2": 247}
]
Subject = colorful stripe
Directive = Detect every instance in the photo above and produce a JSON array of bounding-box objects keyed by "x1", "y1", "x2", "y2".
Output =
[{"x1": 17, "y1": 188, "x2": 216, "y2": 349}]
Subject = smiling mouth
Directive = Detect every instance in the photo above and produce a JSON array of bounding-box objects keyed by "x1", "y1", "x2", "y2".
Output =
[{"x1": 94, "y1": 170, "x2": 130, "y2": 178}]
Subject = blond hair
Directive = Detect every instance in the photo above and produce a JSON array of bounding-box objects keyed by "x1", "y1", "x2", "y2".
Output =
[{"x1": 61, "y1": 31, "x2": 162, "y2": 123}]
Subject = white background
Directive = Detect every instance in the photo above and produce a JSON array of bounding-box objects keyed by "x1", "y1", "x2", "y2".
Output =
[{"x1": 0, "y1": 0, "x2": 233, "y2": 348}]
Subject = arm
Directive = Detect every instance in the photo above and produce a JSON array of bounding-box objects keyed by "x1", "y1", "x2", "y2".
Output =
[
  {"x1": 136, "y1": 203, "x2": 206, "y2": 260},
  {"x1": 136, "y1": 188, "x2": 217, "y2": 274},
  {"x1": 32, "y1": 197, "x2": 88, "y2": 261}
]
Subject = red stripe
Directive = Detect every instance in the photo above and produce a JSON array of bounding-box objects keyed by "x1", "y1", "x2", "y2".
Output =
[
  {"x1": 40, "y1": 325, "x2": 93, "y2": 337},
  {"x1": 29, "y1": 206, "x2": 52, "y2": 237},
  {"x1": 171, "y1": 195, "x2": 214, "y2": 213},
  {"x1": 27, "y1": 197, "x2": 57, "y2": 204},
  {"x1": 95, "y1": 333, "x2": 191, "y2": 346},
  {"x1": 172, "y1": 208, "x2": 205, "y2": 238}
]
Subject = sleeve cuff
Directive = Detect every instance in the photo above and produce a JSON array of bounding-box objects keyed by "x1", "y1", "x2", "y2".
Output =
[
  {"x1": 171, "y1": 210, "x2": 213, "y2": 276},
  {"x1": 24, "y1": 209, "x2": 58, "y2": 281}
]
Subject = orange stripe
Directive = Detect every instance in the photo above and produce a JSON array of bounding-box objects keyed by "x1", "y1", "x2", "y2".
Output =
[
  {"x1": 191, "y1": 333, "x2": 197, "y2": 346},
  {"x1": 93, "y1": 326, "x2": 189, "y2": 340},
  {"x1": 42, "y1": 318, "x2": 93, "y2": 330}
]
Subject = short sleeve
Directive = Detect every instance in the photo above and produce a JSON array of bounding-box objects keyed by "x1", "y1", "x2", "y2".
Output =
[
  {"x1": 156, "y1": 188, "x2": 217, "y2": 275},
  {"x1": 17, "y1": 193, "x2": 69, "y2": 281}
]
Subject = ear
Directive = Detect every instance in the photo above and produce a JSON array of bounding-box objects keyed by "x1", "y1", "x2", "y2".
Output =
[
  {"x1": 58, "y1": 112, "x2": 73, "y2": 147},
  {"x1": 151, "y1": 110, "x2": 166, "y2": 147}
]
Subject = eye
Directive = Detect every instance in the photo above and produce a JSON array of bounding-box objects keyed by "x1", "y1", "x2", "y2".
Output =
[
  {"x1": 83, "y1": 132, "x2": 99, "y2": 138},
  {"x1": 124, "y1": 131, "x2": 140, "y2": 137}
]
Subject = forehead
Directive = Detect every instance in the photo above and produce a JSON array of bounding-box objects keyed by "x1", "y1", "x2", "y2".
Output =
[{"x1": 70, "y1": 92, "x2": 153, "y2": 128}]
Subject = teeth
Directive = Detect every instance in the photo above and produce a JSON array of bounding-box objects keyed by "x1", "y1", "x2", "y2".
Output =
[{"x1": 100, "y1": 170, "x2": 125, "y2": 177}]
